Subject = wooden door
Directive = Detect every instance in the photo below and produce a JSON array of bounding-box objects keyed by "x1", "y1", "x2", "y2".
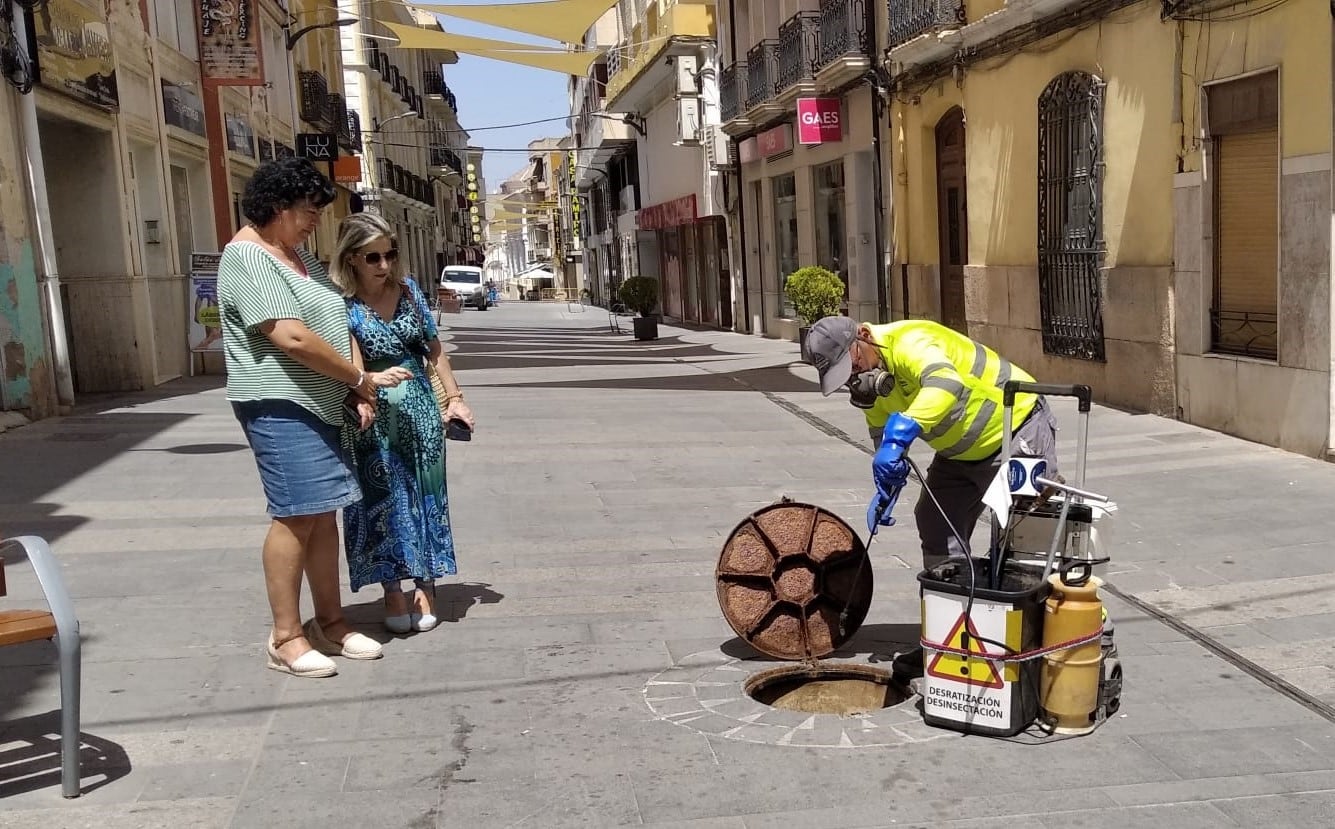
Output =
[{"x1": 935, "y1": 108, "x2": 969, "y2": 332}]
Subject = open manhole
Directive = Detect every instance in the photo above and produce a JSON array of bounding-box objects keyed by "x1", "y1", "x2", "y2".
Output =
[{"x1": 744, "y1": 664, "x2": 910, "y2": 717}]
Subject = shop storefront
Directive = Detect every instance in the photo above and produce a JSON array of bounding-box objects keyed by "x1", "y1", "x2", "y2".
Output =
[
  {"x1": 638, "y1": 194, "x2": 729, "y2": 328},
  {"x1": 737, "y1": 88, "x2": 880, "y2": 340}
]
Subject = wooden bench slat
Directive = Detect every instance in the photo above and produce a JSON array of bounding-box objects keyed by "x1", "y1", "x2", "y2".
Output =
[{"x1": 0, "y1": 609, "x2": 57, "y2": 646}]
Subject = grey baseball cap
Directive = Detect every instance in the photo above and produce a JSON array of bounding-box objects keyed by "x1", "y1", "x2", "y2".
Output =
[{"x1": 805, "y1": 316, "x2": 857, "y2": 396}]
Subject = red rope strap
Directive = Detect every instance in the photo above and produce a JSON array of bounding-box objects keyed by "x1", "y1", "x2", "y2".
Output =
[{"x1": 920, "y1": 626, "x2": 1105, "y2": 664}]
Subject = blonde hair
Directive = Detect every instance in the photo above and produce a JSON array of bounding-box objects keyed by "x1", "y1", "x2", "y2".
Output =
[{"x1": 329, "y1": 213, "x2": 403, "y2": 297}]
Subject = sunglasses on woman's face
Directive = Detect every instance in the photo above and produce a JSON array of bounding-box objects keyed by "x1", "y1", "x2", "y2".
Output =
[{"x1": 360, "y1": 249, "x2": 399, "y2": 266}]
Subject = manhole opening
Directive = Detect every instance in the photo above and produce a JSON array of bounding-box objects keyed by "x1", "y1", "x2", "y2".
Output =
[{"x1": 744, "y1": 664, "x2": 910, "y2": 717}]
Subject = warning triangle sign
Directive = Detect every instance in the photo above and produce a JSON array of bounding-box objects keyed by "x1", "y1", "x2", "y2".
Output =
[{"x1": 926, "y1": 613, "x2": 1005, "y2": 689}]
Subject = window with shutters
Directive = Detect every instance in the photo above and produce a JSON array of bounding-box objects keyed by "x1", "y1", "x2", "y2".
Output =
[{"x1": 1207, "y1": 72, "x2": 1279, "y2": 360}]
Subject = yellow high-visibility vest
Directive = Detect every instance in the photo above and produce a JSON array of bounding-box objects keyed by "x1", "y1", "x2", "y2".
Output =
[{"x1": 863, "y1": 320, "x2": 1037, "y2": 461}]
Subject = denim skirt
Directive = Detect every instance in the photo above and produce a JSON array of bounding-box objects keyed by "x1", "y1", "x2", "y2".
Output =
[{"x1": 232, "y1": 399, "x2": 361, "y2": 518}]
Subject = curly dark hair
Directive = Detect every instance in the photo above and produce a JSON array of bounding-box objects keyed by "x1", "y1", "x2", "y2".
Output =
[{"x1": 240, "y1": 157, "x2": 337, "y2": 227}]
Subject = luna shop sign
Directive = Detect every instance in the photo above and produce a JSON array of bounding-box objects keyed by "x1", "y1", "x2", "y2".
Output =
[{"x1": 29, "y1": 0, "x2": 118, "y2": 109}]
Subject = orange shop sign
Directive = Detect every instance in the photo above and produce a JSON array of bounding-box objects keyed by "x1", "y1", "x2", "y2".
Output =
[{"x1": 332, "y1": 156, "x2": 362, "y2": 183}]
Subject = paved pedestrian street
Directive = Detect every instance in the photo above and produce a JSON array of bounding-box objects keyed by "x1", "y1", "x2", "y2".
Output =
[{"x1": 4, "y1": 302, "x2": 1335, "y2": 827}]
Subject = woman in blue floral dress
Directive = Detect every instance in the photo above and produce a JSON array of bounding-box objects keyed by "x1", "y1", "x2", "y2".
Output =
[{"x1": 329, "y1": 214, "x2": 475, "y2": 633}]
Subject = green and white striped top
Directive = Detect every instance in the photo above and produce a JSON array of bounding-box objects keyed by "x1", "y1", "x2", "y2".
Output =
[{"x1": 218, "y1": 240, "x2": 351, "y2": 425}]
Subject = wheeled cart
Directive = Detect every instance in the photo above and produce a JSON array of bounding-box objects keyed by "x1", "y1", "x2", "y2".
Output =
[{"x1": 920, "y1": 382, "x2": 1122, "y2": 738}]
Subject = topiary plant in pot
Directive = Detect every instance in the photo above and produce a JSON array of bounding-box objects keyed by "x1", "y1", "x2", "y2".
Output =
[
  {"x1": 784, "y1": 266, "x2": 845, "y2": 361},
  {"x1": 619, "y1": 276, "x2": 661, "y2": 341}
]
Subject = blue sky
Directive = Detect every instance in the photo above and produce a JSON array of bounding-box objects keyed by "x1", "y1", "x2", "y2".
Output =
[{"x1": 431, "y1": 10, "x2": 571, "y2": 191}]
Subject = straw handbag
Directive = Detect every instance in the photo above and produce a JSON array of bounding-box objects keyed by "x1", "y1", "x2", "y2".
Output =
[{"x1": 425, "y1": 359, "x2": 455, "y2": 416}]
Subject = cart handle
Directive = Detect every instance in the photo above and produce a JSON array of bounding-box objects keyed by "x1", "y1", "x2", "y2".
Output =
[
  {"x1": 1034, "y1": 476, "x2": 1109, "y2": 504},
  {"x1": 1003, "y1": 381, "x2": 1092, "y2": 413}
]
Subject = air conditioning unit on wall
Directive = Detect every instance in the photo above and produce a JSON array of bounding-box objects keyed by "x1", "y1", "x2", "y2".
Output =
[
  {"x1": 703, "y1": 126, "x2": 733, "y2": 170},
  {"x1": 675, "y1": 97, "x2": 701, "y2": 146}
]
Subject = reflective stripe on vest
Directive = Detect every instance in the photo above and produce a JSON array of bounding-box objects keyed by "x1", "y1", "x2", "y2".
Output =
[{"x1": 924, "y1": 342, "x2": 1013, "y2": 458}]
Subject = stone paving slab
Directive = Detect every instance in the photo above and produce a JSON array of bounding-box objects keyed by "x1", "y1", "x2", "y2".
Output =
[{"x1": 5, "y1": 303, "x2": 1335, "y2": 826}]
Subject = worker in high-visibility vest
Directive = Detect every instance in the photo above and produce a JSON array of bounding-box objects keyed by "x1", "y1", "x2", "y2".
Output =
[{"x1": 805, "y1": 315, "x2": 1061, "y2": 570}]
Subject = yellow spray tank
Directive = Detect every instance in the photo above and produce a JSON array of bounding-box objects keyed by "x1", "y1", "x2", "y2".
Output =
[{"x1": 1039, "y1": 574, "x2": 1104, "y2": 734}]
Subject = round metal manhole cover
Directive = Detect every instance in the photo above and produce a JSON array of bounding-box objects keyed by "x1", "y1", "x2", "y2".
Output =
[{"x1": 715, "y1": 501, "x2": 873, "y2": 660}]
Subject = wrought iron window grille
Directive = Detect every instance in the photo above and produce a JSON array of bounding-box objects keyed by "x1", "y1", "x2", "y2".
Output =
[{"x1": 1037, "y1": 71, "x2": 1107, "y2": 362}]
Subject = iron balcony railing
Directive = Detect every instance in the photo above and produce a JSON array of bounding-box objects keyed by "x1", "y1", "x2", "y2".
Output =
[
  {"x1": 298, "y1": 71, "x2": 330, "y2": 126},
  {"x1": 431, "y1": 145, "x2": 462, "y2": 174},
  {"x1": 377, "y1": 52, "x2": 391, "y2": 79},
  {"x1": 720, "y1": 62, "x2": 744, "y2": 122},
  {"x1": 776, "y1": 12, "x2": 820, "y2": 93},
  {"x1": 745, "y1": 40, "x2": 777, "y2": 110},
  {"x1": 815, "y1": 0, "x2": 870, "y2": 70},
  {"x1": 423, "y1": 69, "x2": 447, "y2": 96},
  {"x1": 329, "y1": 93, "x2": 350, "y2": 147},
  {"x1": 887, "y1": 0, "x2": 964, "y2": 51},
  {"x1": 364, "y1": 38, "x2": 380, "y2": 69}
]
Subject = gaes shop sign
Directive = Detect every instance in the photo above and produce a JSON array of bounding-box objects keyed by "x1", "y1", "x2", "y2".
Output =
[{"x1": 797, "y1": 97, "x2": 843, "y2": 145}]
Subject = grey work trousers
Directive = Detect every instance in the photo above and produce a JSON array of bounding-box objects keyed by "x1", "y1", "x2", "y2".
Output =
[{"x1": 913, "y1": 397, "x2": 1060, "y2": 571}]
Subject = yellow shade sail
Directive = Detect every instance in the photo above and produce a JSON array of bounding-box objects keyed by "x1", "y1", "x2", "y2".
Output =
[
  {"x1": 382, "y1": 22, "x2": 600, "y2": 76},
  {"x1": 415, "y1": 0, "x2": 617, "y2": 46}
]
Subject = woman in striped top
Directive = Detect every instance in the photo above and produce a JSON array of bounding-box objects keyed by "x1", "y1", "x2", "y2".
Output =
[{"x1": 219, "y1": 158, "x2": 411, "y2": 678}]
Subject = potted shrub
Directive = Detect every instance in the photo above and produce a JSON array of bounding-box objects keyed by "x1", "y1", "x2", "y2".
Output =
[
  {"x1": 784, "y1": 266, "x2": 845, "y2": 361},
  {"x1": 619, "y1": 276, "x2": 661, "y2": 341}
]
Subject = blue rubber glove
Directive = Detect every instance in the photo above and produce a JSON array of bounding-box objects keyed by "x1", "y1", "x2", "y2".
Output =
[
  {"x1": 866, "y1": 413, "x2": 922, "y2": 534},
  {"x1": 866, "y1": 485, "x2": 902, "y2": 534},
  {"x1": 872, "y1": 413, "x2": 922, "y2": 491}
]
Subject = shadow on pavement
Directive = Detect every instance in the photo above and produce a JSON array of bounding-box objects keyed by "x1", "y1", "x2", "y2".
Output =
[
  {"x1": 343, "y1": 582, "x2": 506, "y2": 642},
  {"x1": 717, "y1": 622, "x2": 920, "y2": 664},
  {"x1": 1, "y1": 377, "x2": 226, "y2": 545},
  {"x1": 0, "y1": 710, "x2": 131, "y2": 799}
]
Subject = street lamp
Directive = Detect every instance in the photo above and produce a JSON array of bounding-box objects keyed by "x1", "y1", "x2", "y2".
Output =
[
  {"x1": 373, "y1": 110, "x2": 418, "y2": 132},
  {"x1": 589, "y1": 111, "x2": 646, "y2": 137},
  {"x1": 285, "y1": 17, "x2": 357, "y2": 50}
]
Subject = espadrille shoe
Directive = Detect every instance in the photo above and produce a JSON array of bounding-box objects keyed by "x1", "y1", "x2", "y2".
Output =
[{"x1": 303, "y1": 618, "x2": 383, "y2": 660}]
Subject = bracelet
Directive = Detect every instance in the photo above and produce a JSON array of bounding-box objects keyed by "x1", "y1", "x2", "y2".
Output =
[
  {"x1": 349, "y1": 369, "x2": 365, "y2": 388},
  {"x1": 442, "y1": 392, "x2": 464, "y2": 405}
]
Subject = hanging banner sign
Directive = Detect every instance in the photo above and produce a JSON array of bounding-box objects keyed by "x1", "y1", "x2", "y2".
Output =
[
  {"x1": 197, "y1": 0, "x2": 265, "y2": 85},
  {"x1": 189, "y1": 253, "x2": 223, "y2": 353},
  {"x1": 332, "y1": 155, "x2": 363, "y2": 183},
  {"x1": 297, "y1": 133, "x2": 337, "y2": 161},
  {"x1": 31, "y1": 0, "x2": 119, "y2": 109},
  {"x1": 796, "y1": 97, "x2": 843, "y2": 145}
]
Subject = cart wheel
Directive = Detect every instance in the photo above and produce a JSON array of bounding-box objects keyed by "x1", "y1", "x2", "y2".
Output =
[{"x1": 1100, "y1": 658, "x2": 1123, "y2": 716}]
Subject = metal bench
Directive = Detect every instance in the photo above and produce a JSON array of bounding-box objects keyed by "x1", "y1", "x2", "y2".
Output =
[{"x1": 1, "y1": 536, "x2": 81, "y2": 797}]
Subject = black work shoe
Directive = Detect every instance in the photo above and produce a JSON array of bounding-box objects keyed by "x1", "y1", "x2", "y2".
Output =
[{"x1": 892, "y1": 646, "x2": 925, "y2": 679}]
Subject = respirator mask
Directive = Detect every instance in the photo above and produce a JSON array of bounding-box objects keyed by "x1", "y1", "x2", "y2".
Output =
[{"x1": 848, "y1": 368, "x2": 895, "y2": 409}]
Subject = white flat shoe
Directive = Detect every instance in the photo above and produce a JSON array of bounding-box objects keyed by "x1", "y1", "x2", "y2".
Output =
[
  {"x1": 267, "y1": 634, "x2": 337, "y2": 678},
  {"x1": 411, "y1": 612, "x2": 438, "y2": 633},
  {"x1": 385, "y1": 613, "x2": 412, "y2": 634},
  {"x1": 304, "y1": 618, "x2": 383, "y2": 660}
]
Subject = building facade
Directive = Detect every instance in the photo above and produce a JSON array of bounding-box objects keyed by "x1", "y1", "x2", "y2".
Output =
[
  {"x1": 340, "y1": 2, "x2": 465, "y2": 295},
  {"x1": 717, "y1": 0, "x2": 886, "y2": 337},
  {"x1": 583, "y1": 0, "x2": 731, "y2": 327},
  {"x1": 0, "y1": 0, "x2": 321, "y2": 409}
]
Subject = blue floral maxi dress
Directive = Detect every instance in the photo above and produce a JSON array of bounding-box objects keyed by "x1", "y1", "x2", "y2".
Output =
[{"x1": 343, "y1": 280, "x2": 456, "y2": 591}]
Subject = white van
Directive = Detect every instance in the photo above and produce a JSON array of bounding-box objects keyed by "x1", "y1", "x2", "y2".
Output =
[{"x1": 439, "y1": 265, "x2": 487, "y2": 311}]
